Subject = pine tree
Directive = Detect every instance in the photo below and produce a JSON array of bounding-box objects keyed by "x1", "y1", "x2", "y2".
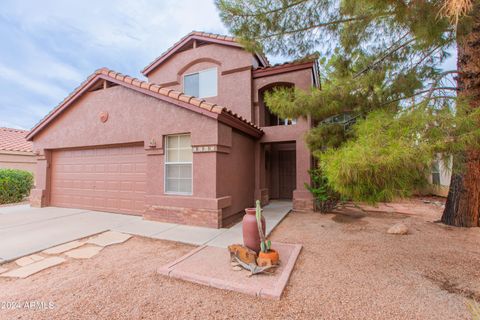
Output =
[
  {"x1": 216, "y1": 0, "x2": 480, "y2": 226},
  {"x1": 441, "y1": 2, "x2": 480, "y2": 227}
]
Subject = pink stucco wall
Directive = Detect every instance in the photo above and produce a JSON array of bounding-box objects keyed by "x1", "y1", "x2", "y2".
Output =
[
  {"x1": 0, "y1": 152, "x2": 36, "y2": 174},
  {"x1": 216, "y1": 127, "x2": 256, "y2": 224},
  {"x1": 147, "y1": 44, "x2": 254, "y2": 121}
]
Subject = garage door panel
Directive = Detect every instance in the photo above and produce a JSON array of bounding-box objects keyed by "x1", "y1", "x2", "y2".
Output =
[
  {"x1": 52, "y1": 173, "x2": 146, "y2": 183},
  {"x1": 50, "y1": 144, "x2": 147, "y2": 215}
]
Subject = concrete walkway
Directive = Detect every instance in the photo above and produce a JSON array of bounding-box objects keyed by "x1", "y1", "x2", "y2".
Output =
[{"x1": 0, "y1": 201, "x2": 291, "y2": 262}]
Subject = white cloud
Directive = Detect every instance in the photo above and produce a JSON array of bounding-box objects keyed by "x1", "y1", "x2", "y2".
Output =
[
  {"x1": 0, "y1": 64, "x2": 68, "y2": 100},
  {"x1": 0, "y1": 0, "x2": 232, "y2": 128},
  {"x1": 0, "y1": 119, "x2": 28, "y2": 130}
]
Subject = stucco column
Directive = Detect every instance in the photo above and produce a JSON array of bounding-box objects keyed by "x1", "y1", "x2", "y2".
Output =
[
  {"x1": 30, "y1": 150, "x2": 50, "y2": 207},
  {"x1": 254, "y1": 141, "x2": 262, "y2": 202},
  {"x1": 254, "y1": 142, "x2": 269, "y2": 205},
  {"x1": 293, "y1": 136, "x2": 314, "y2": 212},
  {"x1": 144, "y1": 142, "x2": 164, "y2": 209}
]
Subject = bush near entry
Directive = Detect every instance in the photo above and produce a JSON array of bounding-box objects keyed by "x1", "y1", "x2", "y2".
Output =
[{"x1": 0, "y1": 169, "x2": 34, "y2": 204}]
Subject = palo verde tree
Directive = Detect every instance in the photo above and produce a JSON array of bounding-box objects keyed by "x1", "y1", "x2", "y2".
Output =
[{"x1": 216, "y1": 0, "x2": 480, "y2": 226}]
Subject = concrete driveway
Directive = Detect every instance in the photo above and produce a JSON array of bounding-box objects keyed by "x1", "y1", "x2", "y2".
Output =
[
  {"x1": 0, "y1": 201, "x2": 291, "y2": 263},
  {"x1": 0, "y1": 205, "x2": 137, "y2": 262}
]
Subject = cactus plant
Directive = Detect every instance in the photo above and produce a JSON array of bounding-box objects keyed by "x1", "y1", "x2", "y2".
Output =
[{"x1": 255, "y1": 200, "x2": 271, "y2": 253}]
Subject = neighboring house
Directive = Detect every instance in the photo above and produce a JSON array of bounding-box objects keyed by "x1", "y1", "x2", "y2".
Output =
[
  {"x1": 425, "y1": 156, "x2": 452, "y2": 197},
  {"x1": 0, "y1": 127, "x2": 36, "y2": 173},
  {"x1": 26, "y1": 31, "x2": 319, "y2": 228}
]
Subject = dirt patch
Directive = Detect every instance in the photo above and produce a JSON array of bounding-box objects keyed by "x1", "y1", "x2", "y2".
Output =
[
  {"x1": 331, "y1": 211, "x2": 366, "y2": 224},
  {"x1": 0, "y1": 198, "x2": 479, "y2": 319},
  {"x1": 424, "y1": 271, "x2": 480, "y2": 301}
]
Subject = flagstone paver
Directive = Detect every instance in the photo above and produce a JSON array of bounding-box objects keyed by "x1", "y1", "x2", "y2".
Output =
[
  {"x1": 43, "y1": 240, "x2": 85, "y2": 255},
  {"x1": 1, "y1": 257, "x2": 65, "y2": 278},
  {"x1": 15, "y1": 254, "x2": 44, "y2": 267},
  {"x1": 86, "y1": 231, "x2": 131, "y2": 247},
  {"x1": 65, "y1": 246, "x2": 103, "y2": 259}
]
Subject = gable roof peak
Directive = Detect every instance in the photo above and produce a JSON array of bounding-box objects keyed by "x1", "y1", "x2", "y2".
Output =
[{"x1": 141, "y1": 31, "x2": 269, "y2": 76}]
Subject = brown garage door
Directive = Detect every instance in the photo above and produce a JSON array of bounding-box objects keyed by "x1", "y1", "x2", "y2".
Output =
[{"x1": 50, "y1": 144, "x2": 147, "y2": 215}]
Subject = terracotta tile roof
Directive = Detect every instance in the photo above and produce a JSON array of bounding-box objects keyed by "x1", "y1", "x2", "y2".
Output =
[
  {"x1": 27, "y1": 68, "x2": 263, "y2": 141},
  {"x1": 253, "y1": 56, "x2": 320, "y2": 87},
  {"x1": 141, "y1": 31, "x2": 269, "y2": 76},
  {"x1": 253, "y1": 56, "x2": 318, "y2": 72},
  {"x1": 97, "y1": 68, "x2": 262, "y2": 131},
  {"x1": 0, "y1": 127, "x2": 33, "y2": 153},
  {"x1": 190, "y1": 31, "x2": 237, "y2": 43}
]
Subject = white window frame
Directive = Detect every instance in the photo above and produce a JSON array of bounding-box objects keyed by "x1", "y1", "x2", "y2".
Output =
[
  {"x1": 164, "y1": 134, "x2": 193, "y2": 196},
  {"x1": 277, "y1": 117, "x2": 297, "y2": 126},
  {"x1": 183, "y1": 67, "x2": 218, "y2": 98}
]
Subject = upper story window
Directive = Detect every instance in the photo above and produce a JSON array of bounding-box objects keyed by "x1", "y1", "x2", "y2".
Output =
[
  {"x1": 183, "y1": 67, "x2": 217, "y2": 98},
  {"x1": 165, "y1": 134, "x2": 193, "y2": 195}
]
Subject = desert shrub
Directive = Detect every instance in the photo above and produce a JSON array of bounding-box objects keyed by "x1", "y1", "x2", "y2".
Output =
[
  {"x1": 0, "y1": 169, "x2": 34, "y2": 204},
  {"x1": 305, "y1": 168, "x2": 340, "y2": 213}
]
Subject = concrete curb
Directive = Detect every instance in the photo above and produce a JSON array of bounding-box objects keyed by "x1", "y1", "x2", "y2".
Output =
[{"x1": 157, "y1": 242, "x2": 302, "y2": 300}]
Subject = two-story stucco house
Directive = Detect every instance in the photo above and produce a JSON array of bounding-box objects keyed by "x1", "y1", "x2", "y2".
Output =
[{"x1": 26, "y1": 32, "x2": 320, "y2": 228}]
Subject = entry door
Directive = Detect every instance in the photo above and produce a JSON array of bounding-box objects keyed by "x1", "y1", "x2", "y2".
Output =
[{"x1": 278, "y1": 150, "x2": 296, "y2": 199}]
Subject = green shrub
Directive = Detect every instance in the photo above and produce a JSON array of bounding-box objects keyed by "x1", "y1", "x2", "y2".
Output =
[
  {"x1": 305, "y1": 168, "x2": 340, "y2": 213},
  {"x1": 0, "y1": 169, "x2": 34, "y2": 204},
  {"x1": 320, "y1": 110, "x2": 432, "y2": 203}
]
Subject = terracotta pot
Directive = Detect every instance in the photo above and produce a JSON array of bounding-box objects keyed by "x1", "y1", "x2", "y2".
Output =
[
  {"x1": 258, "y1": 249, "x2": 280, "y2": 265},
  {"x1": 242, "y1": 208, "x2": 266, "y2": 253}
]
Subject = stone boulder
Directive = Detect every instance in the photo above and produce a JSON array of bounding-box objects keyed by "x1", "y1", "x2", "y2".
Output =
[{"x1": 387, "y1": 223, "x2": 409, "y2": 235}]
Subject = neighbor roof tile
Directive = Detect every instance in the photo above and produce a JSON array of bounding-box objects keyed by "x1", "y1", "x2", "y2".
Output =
[{"x1": 0, "y1": 128, "x2": 33, "y2": 153}]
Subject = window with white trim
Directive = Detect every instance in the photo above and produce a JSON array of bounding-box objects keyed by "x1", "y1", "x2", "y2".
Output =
[
  {"x1": 183, "y1": 68, "x2": 217, "y2": 98},
  {"x1": 165, "y1": 134, "x2": 193, "y2": 195}
]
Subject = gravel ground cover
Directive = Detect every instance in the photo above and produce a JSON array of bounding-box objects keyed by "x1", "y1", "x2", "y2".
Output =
[{"x1": 0, "y1": 197, "x2": 478, "y2": 319}]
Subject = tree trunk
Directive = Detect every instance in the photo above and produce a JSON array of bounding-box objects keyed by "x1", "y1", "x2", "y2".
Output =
[{"x1": 441, "y1": 5, "x2": 480, "y2": 227}]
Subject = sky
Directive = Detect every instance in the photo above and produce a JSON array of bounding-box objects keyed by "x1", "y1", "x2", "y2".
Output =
[
  {"x1": 0, "y1": 0, "x2": 233, "y2": 130},
  {"x1": 0, "y1": 0, "x2": 457, "y2": 130}
]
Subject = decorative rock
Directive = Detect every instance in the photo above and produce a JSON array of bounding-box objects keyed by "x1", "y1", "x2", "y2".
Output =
[
  {"x1": 387, "y1": 223, "x2": 409, "y2": 235},
  {"x1": 15, "y1": 254, "x2": 44, "y2": 267},
  {"x1": 256, "y1": 256, "x2": 272, "y2": 267},
  {"x1": 227, "y1": 244, "x2": 257, "y2": 264},
  {"x1": 232, "y1": 266, "x2": 242, "y2": 271},
  {"x1": 0, "y1": 267, "x2": 8, "y2": 274}
]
